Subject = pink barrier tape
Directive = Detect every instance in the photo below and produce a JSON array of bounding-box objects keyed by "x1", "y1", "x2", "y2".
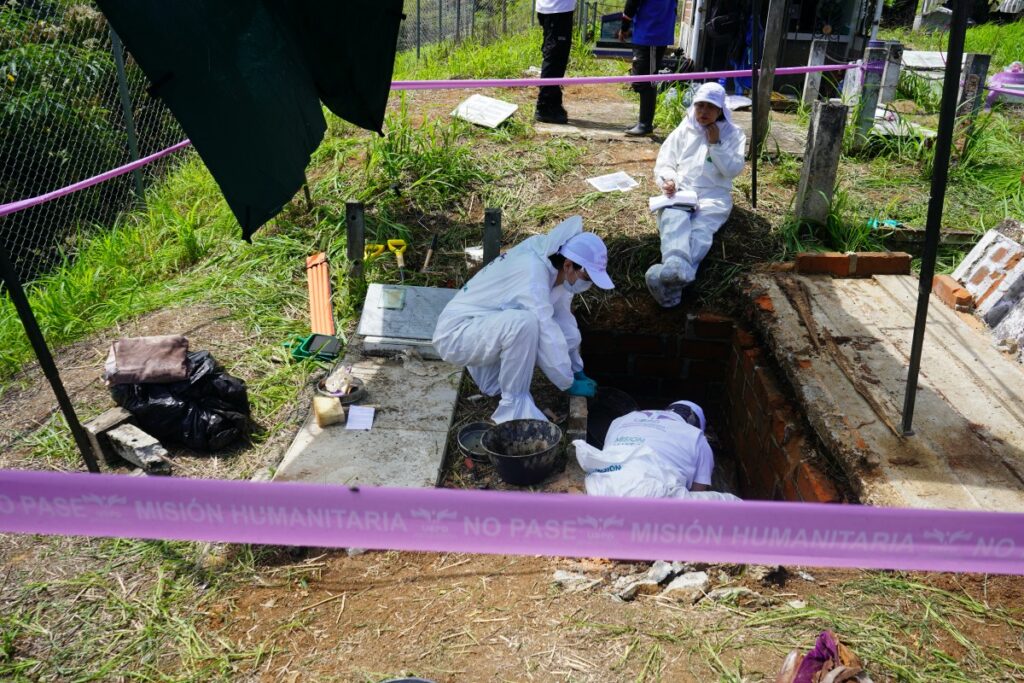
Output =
[
  {"x1": 1, "y1": 63, "x2": 856, "y2": 221},
  {"x1": 390, "y1": 63, "x2": 855, "y2": 91},
  {"x1": 0, "y1": 140, "x2": 192, "y2": 219},
  {"x1": 985, "y1": 84, "x2": 1024, "y2": 96},
  {"x1": 2, "y1": 469, "x2": 1023, "y2": 574}
]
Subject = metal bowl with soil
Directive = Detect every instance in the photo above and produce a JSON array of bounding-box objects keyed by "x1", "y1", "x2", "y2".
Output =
[{"x1": 481, "y1": 419, "x2": 564, "y2": 486}]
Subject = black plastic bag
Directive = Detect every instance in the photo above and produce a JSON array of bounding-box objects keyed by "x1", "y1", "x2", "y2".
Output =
[{"x1": 111, "y1": 351, "x2": 250, "y2": 452}]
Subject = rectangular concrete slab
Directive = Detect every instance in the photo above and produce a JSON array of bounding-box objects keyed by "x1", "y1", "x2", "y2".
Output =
[
  {"x1": 275, "y1": 343, "x2": 463, "y2": 488},
  {"x1": 747, "y1": 272, "x2": 1024, "y2": 512},
  {"x1": 357, "y1": 284, "x2": 457, "y2": 342}
]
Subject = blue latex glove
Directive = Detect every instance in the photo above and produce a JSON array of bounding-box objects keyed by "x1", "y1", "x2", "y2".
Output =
[
  {"x1": 573, "y1": 370, "x2": 595, "y2": 383},
  {"x1": 567, "y1": 377, "x2": 597, "y2": 398}
]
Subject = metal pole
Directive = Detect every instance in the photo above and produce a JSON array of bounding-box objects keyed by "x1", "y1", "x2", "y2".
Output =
[
  {"x1": 503, "y1": 0, "x2": 507, "y2": 36},
  {"x1": 109, "y1": 26, "x2": 145, "y2": 205},
  {"x1": 346, "y1": 202, "x2": 366, "y2": 284},
  {"x1": 417, "y1": 0, "x2": 421, "y2": 59},
  {"x1": 750, "y1": 0, "x2": 761, "y2": 209},
  {"x1": 439, "y1": 0, "x2": 443, "y2": 43},
  {"x1": 456, "y1": 0, "x2": 461, "y2": 43},
  {"x1": 900, "y1": 0, "x2": 970, "y2": 436},
  {"x1": 0, "y1": 247, "x2": 99, "y2": 473},
  {"x1": 483, "y1": 208, "x2": 502, "y2": 265},
  {"x1": 532, "y1": 0, "x2": 536, "y2": 26}
]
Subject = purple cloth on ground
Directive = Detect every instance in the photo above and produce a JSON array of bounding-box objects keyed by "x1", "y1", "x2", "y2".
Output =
[{"x1": 794, "y1": 630, "x2": 840, "y2": 683}]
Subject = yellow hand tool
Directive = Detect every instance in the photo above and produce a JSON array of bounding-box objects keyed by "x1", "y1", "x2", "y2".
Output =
[
  {"x1": 364, "y1": 243, "x2": 385, "y2": 259},
  {"x1": 388, "y1": 239, "x2": 407, "y2": 283}
]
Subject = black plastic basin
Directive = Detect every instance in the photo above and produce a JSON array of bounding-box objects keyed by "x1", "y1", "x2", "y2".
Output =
[{"x1": 481, "y1": 419, "x2": 563, "y2": 486}]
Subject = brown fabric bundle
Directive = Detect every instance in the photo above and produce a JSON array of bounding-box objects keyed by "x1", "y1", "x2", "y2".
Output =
[{"x1": 104, "y1": 335, "x2": 189, "y2": 385}]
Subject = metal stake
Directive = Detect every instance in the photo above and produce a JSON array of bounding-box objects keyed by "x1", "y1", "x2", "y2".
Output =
[
  {"x1": 109, "y1": 26, "x2": 145, "y2": 205},
  {"x1": 900, "y1": 0, "x2": 971, "y2": 435},
  {"x1": 0, "y1": 247, "x2": 99, "y2": 473}
]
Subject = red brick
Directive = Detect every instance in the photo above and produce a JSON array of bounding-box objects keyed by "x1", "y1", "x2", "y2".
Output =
[
  {"x1": 853, "y1": 252, "x2": 911, "y2": 276},
  {"x1": 633, "y1": 356, "x2": 680, "y2": 377},
  {"x1": 693, "y1": 313, "x2": 734, "y2": 339},
  {"x1": 741, "y1": 348, "x2": 763, "y2": 375},
  {"x1": 794, "y1": 461, "x2": 840, "y2": 503},
  {"x1": 755, "y1": 295, "x2": 776, "y2": 312},
  {"x1": 766, "y1": 442, "x2": 793, "y2": 481},
  {"x1": 796, "y1": 357, "x2": 813, "y2": 370},
  {"x1": 771, "y1": 409, "x2": 796, "y2": 446},
  {"x1": 687, "y1": 360, "x2": 726, "y2": 381},
  {"x1": 781, "y1": 475, "x2": 802, "y2": 502},
  {"x1": 932, "y1": 274, "x2": 973, "y2": 310},
  {"x1": 753, "y1": 367, "x2": 788, "y2": 410},
  {"x1": 680, "y1": 339, "x2": 731, "y2": 360},
  {"x1": 970, "y1": 266, "x2": 990, "y2": 286},
  {"x1": 617, "y1": 335, "x2": 664, "y2": 354},
  {"x1": 795, "y1": 252, "x2": 852, "y2": 277},
  {"x1": 732, "y1": 327, "x2": 757, "y2": 350},
  {"x1": 782, "y1": 438, "x2": 806, "y2": 473}
]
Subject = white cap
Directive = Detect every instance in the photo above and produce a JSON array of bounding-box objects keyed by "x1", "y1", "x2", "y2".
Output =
[
  {"x1": 668, "y1": 400, "x2": 706, "y2": 431},
  {"x1": 693, "y1": 82, "x2": 727, "y2": 110},
  {"x1": 558, "y1": 232, "x2": 615, "y2": 290}
]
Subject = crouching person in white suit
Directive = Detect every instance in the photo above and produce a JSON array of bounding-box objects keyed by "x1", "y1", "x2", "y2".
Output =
[
  {"x1": 432, "y1": 216, "x2": 615, "y2": 423},
  {"x1": 574, "y1": 400, "x2": 741, "y2": 500},
  {"x1": 647, "y1": 82, "x2": 746, "y2": 307}
]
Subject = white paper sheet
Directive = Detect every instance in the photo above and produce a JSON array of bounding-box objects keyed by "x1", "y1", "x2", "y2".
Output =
[
  {"x1": 345, "y1": 405, "x2": 376, "y2": 430},
  {"x1": 586, "y1": 171, "x2": 639, "y2": 193},
  {"x1": 648, "y1": 190, "x2": 698, "y2": 212},
  {"x1": 452, "y1": 94, "x2": 518, "y2": 128}
]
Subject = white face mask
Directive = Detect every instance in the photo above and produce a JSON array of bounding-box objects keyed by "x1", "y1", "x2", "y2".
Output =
[{"x1": 564, "y1": 277, "x2": 592, "y2": 294}]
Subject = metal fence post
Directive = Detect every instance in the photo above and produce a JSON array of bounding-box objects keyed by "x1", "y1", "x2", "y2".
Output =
[
  {"x1": 109, "y1": 26, "x2": 145, "y2": 205},
  {"x1": 503, "y1": 0, "x2": 507, "y2": 36},
  {"x1": 417, "y1": 0, "x2": 421, "y2": 59},
  {"x1": 439, "y1": 0, "x2": 443, "y2": 43},
  {"x1": 456, "y1": 0, "x2": 461, "y2": 42},
  {"x1": 346, "y1": 202, "x2": 366, "y2": 283},
  {"x1": 532, "y1": 0, "x2": 536, "y2": 26},
  {"x1": 483, "y1": 208, "x2": 502, "y2": 265},
  {"x1": 0, "y1": 246, "x2": 100, "y2": 473}
]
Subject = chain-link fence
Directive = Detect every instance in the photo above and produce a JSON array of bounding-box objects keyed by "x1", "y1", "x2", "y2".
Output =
[
  {"x1": 1, "y1": 0, "x2": 183, "y2": 284},
  {"x1": 398, "y1": 0, "x2": 538, "y2": 57},
  {"x1": 1, "y1": 0, "x2": 542, "y2": 285}
]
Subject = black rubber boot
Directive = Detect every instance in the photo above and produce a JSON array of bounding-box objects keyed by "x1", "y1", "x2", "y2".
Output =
[{"x1": 625, "y1": 89, "x2": 656, "y2": 136}]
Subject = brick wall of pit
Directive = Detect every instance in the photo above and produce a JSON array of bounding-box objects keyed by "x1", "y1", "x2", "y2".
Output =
[{"x1": 580, "y1": 313, "x2": 843, "y2": 503}]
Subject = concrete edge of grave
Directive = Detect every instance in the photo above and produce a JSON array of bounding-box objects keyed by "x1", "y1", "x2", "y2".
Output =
[
  {"x1": 746, "y1": 271, "x2": 1024, "y2": 512},
  {"x1": 197, "y1": 353, "x2": 464, "y2": 570},
  {"x1": 744, "y1": 272, "x2": 906, "y2": 508}
]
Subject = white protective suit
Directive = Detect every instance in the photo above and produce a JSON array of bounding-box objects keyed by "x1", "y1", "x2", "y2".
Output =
[
  {"x1": 573, "y1": 402, "x2": 741, "y2": 501},
  {"x1": 647, "y1": 88, "x2": 746, "y2": 307},
  {"x1": 432, "y1": 216, "x2": 586, "y2": 423}
]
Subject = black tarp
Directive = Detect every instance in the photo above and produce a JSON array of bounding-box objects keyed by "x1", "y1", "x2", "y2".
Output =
[{"x1": 96, "y1": 0, "x2": 403, "y2": 240}]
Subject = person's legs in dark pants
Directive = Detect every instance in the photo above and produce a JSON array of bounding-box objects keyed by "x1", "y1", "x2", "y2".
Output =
[
  {"x1": 626, "y1": 45, "x2": 665, "y2": 136},
  {"x1": 536, "y1": 11, "x2": 574, "y2": 123}
]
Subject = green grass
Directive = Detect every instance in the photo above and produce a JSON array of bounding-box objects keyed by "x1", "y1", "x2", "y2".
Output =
[
  {"x1": 779, "y1": 187, "x2": 886, "y2": 256},
  {"x1": 881, "y1": 17, "x2": 1024, "y2": 70},
  {"x1": 0, "y1": 537, "x2": 271, "y2": 682}
]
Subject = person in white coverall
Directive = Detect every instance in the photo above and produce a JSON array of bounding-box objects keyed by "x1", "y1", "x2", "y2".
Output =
[
  {"x1": 432, "y1": 216, "x2": 615, "y2": 423},
  {"x1": 647, "y1": 82, "x2": 746, "y2": 307},
  {"x1": 574, "y1": 400, "x2": 741, "y2": 500}
]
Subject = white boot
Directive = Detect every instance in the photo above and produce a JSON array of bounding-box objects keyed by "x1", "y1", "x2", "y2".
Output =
[{"x1": 646, "y1": 264, "x2": 683, "y2": 308}]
